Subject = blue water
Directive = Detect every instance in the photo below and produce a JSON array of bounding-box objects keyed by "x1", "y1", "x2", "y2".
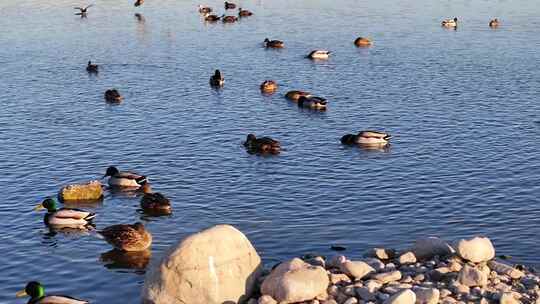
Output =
[{"x1": 1, "y1": 0, "x2": 539, "y2": 302}]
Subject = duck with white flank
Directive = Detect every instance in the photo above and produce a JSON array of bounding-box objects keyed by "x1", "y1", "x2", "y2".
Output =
[
  {"x1": 298, "y1": 95, "x2": 327, "y2": 110},
  {"x1": 34, "y1": 197, "x2": 96, "y2": 229},
  {"x1": 102, "y1": 166, "x2": 147, "y2": 188},
  {"x1": 341, "y1": 131, "x2": 392, "y2": 145},
  {"x1": 307, "y1": 50, "x2": 331, "y2": 60},
  {"x1": 209, "y1": 69, "x2": 224, "y2": 87},
  {"x1": 16, "y1": 281, "x2": 88, "y2": 304},
  {"x1": 441, "y1": 17, "x2": 458, "y2": 27}
]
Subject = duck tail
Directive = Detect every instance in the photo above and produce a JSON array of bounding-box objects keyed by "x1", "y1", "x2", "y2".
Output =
[
  {"x1": 136, "y1": 176, "x2": 148, "y2": 186},
  {"x1": 85, "y1": 212, "x2": 97, "y2": 221}
]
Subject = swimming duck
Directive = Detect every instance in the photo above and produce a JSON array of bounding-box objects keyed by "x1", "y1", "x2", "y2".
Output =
[
  {"x1": 441, "y1": 17, "x2": 458, "y2": 27},
  {"x1": 243, "y1": 134, "x2": 281, "y2": 154},
  {"x1": 285, "y1": 90, "x2": 311, "y2": 101},
  {"x1": 35, "y1": 197, "x2": 96, "y2": 228},
  {"x1": 102, "y1": 166, "x2": 147, "y2": 188},
  {"x1": 264, "y1": 38, "x2": 284, "y2": 48},
  {"x1": 238, "y1": 8, "x2": 253, "y2": 17},
  {"x1": 341, "y1": 130, "x2": 392, "y2": 145},
  {"x1": 86, "y1": 61, "x2": 98, "y2": 73},
  {"x1": 225, "y1": 1, "x2": 236, "y2": 9},
  {"x1": 99, "y1": 222, "x2": 152, "y2": 252},
  {"x1": 209, "y1": 69, "x2": 224, "y2": 87},
  {"x1": 198, "y1": 5, "x2": 212, "y2": 14},
  {"x1": 134, "y1": 0, "x2": 144, "y2": 7},
  {"x1": 104, "y1": 89, "x2": 123, "y2": 103},
  {"x1": 140, "y1": 184, "x2": 172, "y2": 213},
  {"x1": 298, "y1": 96, "x2": 327, "y2": 110},
  {"x1": 307, "y1": 50, "x2": 331, "y2": 60},
  {"x1": 354, "y1": 37, "x2": 372, "y2": 47},
  {"x1": 203, "y1": 13, "x2": 220, "y2": 22},
  {"x1": 489, "y1": 18, "x2": 500, "y2": 27},
  {"x1": 260, "y1": 80, "x2": 278, "y2": 93},
  {"x1": 16, "y1": 281, "x2": 88, "y2": 304},
  {"x1": 221, "y1": 15, "x2": 238, "y2": 23},
  {"x1": 74, "y1": 5, "x2": 92, "y2": 17}
]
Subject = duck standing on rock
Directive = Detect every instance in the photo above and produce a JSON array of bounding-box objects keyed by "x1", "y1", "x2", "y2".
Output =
[
  {"x1": 16, "y1": 281, "x2": 88, "y2": 304},
  {"x1": 264, "y1": 38, "x2": 284, "y2": 48},
  {"x1": 243, "y1": 134, "x2": 281, "y2": 154},
  {"x1": 441, "y1": 17, "x2": 458, "y2": 28},
  {"x1": 102, "y1": 166, "x2": 147, "y2": 189},
  {"x1": 98, "y1": 222, "x2": 152, "y2": 252},
  {"x1": 86, "y1": 61, "x2": 98, "y2": 73},
  {"x1": 104, "y1": 89, "x2": 123, "y2": 103},
  {"x1": 210, "y1": 69, "x2": 224, "y2": 87},
  {"x1": 34, "y1": 197, "x2": 96, "y2": 229},
  {"x1": 238, "y1": 8, "x2": 253, "y2": 17},
  {"x1": 225, "y1": 1, "x2": 236, "y2": 9},
  {"x1": 341, "y1": 130, "x2": 392, "y2": 145},
  {"x1": 298, "y1": 95, "x2": 327, "y2": 110},
  {"x1": 140, "y1": 183, "x2": 172, "y2": 214},
  {"x1": 307, "y1": 50, "x2": 331, "y2": 60}
]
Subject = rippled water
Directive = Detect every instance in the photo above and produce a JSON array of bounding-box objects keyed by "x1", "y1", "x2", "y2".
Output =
[{"x1": 1, "y1": 0, "x2": 540, "y2": 302}]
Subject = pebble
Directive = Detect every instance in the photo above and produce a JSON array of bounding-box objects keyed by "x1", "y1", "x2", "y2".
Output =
[
  {"x1": 382, "y1": 289, "x2": 415, "y2": 304},
  {"x1": 373, "y1": 271, "x2": 403, "y2": 284},
  {"x1": 330, "y1": 273, "x2": 352, "y2": 285},
  {"x1": 341, "y1": 261, "x2": 375, "y2": 280},
  {"x1": 398, "y1": 252, "x2": 417, "y2": 265},
  {"x1": 357, "y1": 287, "x2": 377, "y2": 301},
  {"x1": 344, "y1": 297, "x2": 359, "y2": 304},
  {"x1": 413, "y1": 287, "x2": 440, "y2": 304},
  {"x1": 378, "y1": 292, "x2": 391, "y2": 301},
  {"x1": 321, "y1": 300, "x2": 338, "y2": 304},
  {"x1": 401, "y1": 275, "x2": 413, "y2": 283},
  {"x1": 364, "y1": 258, "x2": 385, "y2": 272},
  {"x1": 258, "y1": 295, "x2": 277, "y2": 304},
  {"x1": 366, "y1": 248, "x2": 396, "y2": 260},
  {"x1": 458, "y1": 264, "x2": 489, "y2": 287},
  {"x1": 456, "y1": 237, "x2": 495, "y2": 263},
  {"x1": 500, "y1": 292, "x2": 520, "y2": 304},
  {"x1": 440, "y1": 289, "x2": 452, "y2": 298}
]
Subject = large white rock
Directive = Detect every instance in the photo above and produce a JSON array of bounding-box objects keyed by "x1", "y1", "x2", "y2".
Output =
[
  {"x1": 340, "y1": 261, "x2": 375, "y2": 279},
  {"x1": 260, "y1": 258, "x2": 329, "y2": 304},
  {"x1": 142, "y1": 225, "x2": 262, "y2": 304},
  {"x1": 456, "y1": 237, "x2": 495, "y2": 263},
  {"x1": 412, "y1": 237, "x2": 454, "y2": 260},
  {"x1": 383, "y1": 289, "x2": 416, "y2": 304}
]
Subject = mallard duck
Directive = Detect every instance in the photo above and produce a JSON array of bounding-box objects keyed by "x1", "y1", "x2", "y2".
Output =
[
  {"x1": 134, "y1": 0, "x2": 144, "y2": 7},
  {"x1": 354, "y1": 37, "x2": 372, "y2": 47},
  {"x1": 203, "y1": 13, "x2": 220, "y2": 22},
  {"x1": 238, "y1": 8, "x2": 253, "y2": 17},
  {"x1": 243, "y1": 134, "x2": 281, "y2": 154},
  {"x1": 102, "y1": 166, "x2": 147, "y2": 188},
  {"x1": 341, "y1": 131, "x2": 392, "y2": 145},
  {"x1": 209, "y1": 69, "x2": 224, "y2": 87},
  {"x1": 35, "y1": 197, "x2": 96, "y2": 228},
  {"x1": 74, "y1": 5, "x2": 92, "y2": 17},
  {"x1": 86, "y1": 61, "x2": 98, "y2": 73},
  {"x1": 489, "y1": 18, "x2": 500, "y2": 27},
  {"x1": 221, "y1": 15, "x2": 238, "y2": 23},
  {"x1": 198, "y1": 5, "x2": 212, "y2": 14},
  {"x1": 104, "y1": 89, "x2": 123, "y2": 103},
  {"x1": 99, "y1": 222, "x2": 152, "y2": 251},
  {"x1": 285, "y1": 90, "x2": 311, "y2": 101},
  {"x1": 140, "y1": 184, "x2": 171, "y2": 213},
  {"x1": 307, "y1": 50, "x2": 331, "y2": 60},
  {"x1": 260, "y1": 80, "x2": 278, "y2": 93},
  {"x1": 264, "y1": 38, "x2": 284, "y2": 48},
  {"x1": 225, "y1": 1, "x2": 236, "y2": 9},
  {"x1": 298, "y1": 96, "x2": 327, "y2": 110},
  {"x1": 16, "y1": 281, "x2": 88, "y2": 304},
  {"x1": 441, "y1": 17, "x2": 458, "y2": 27}
]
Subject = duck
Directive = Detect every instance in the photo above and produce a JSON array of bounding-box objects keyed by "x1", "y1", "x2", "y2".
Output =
[
  {"x1": 341, "y1": 130, "x2": 392, "y2": 145},
  {"x1": 16, "y1": 281, "x2": 88, "y2": 304},
  {"x1": 264, "y1": 38, "x2": 284, "y2": 48},
  {"x1": 102, "y1": 166, "x2": 147, "y2": 188},
  {"x1": 140, "y1": 183, "x2": 172, "y2": 214},
  {"x1": 225, "y1": 1, "x2": 236, "y2": 9},
  {"x1": 104, "y1": 89, "x2": 123, "y2": 103},
  {"x1": 298, "y1": 96, "x2": 327, "y2": 110},
  {"x1": 489, "y1": 18, "x2": 500, "y2": 27},
  {"x1": 203, "y1": 13, "x2": 220, "y2": 22},
  {"x1": 307, "y1": 50, "x2": 331, "y2": 60},
  {"x1": 243, "y1": 134, "x2": 281, "y2": 154},
  {"x1": 221, "y1": 15, "x2": 238, "y2": 23},
  {"x1": 209, "y1": 69, "x2": 224, "y2": 87},
  {"x1": 86, "y1": 61, "x2": 98, "y2": 73},
  {"x1": 354, "y1": 37, "x2": 372, "y2": 47},
  {"x1": 285, "y1": 90, "x2": 311, "y2": 101},
  {"x1": 260, "y1": 80, "x2": 278, "y2": 93},
  {"x1": 238, "y1": 8, "x2": 253, "y2": 17},
  {"x1": 74, "y1": 5, "x2": 92, "y2": 17},
  {"x1": 198, "y1": 5, "x2": 212, "y2": 14},
  {"x1": 441, "y1": 17, "x2": 458, "y2": 27},
  {"x1": 34, "y1": 197, "x2": 96, "y2": 228},
  {"x1": 134, "y1": 0, "x2": 144, "y2": 7},
  {"x1": 98, "y1": 222, "x2": 152, "y2": 251}
]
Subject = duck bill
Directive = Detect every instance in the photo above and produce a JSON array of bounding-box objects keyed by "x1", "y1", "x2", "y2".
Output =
[
  {"x1": 16, "y1": 290, "x2": 28, "y2": 298},
  {"x1": 34, "y1": 203, "x2": 46, "y2": 211}
]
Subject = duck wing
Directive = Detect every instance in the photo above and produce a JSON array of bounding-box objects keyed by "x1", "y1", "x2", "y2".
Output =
[
  {"x1": 55, "y1": 208, "x2": 95, "y2": 220},
  {"x1": 99, "y1": 224, "x2": 144, "y2": 248},
  {"x1": 37, "y1": 295, "x2": 89, "y2": 304},
  {"x1": 257, "y1": 137, "x2": 279, "y2": 145}
]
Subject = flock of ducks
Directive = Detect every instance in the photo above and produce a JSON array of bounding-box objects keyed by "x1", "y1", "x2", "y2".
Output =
[{"x1": 17, "y1": 2, "x2": 505, "y2": 303}]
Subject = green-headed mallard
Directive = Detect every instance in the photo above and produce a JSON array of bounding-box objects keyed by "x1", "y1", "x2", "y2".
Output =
[
  {"x1": 225, "y1": 1, "x2": 236, "y2": 9},
  {"x1": 442, "y1": 17, "x2": 458, "y2": 27},
  {"x1": 16, "y1": 281, "x2": 88, "y2": 304},
  {"x1": 86, "y1": 61, "x2": 98, "y2": 73},
  {"x1": 341, "y1": 130, "x2": 392, "y2": 145},
  {"x1": 264, "y1": 38, "x2": 284, "y2": 48},
  {"x1": 102, "y1": 166, "x2": 147, "y2": 189},
  {"x1": 198, "y1": 5, "x2": 212, "y2": 14},
  {"x1": 307, "y1": 50, "x2": 331, "y2": 60},
  {"x1": 243, "y1": 134, "x2": 281, "y2": 154},
  {"x1": 489, "y1": 18, "x2": 500, "y2": 27},
  {"x1": 260, "y1": 80, "x2": 278, "y2": 93},
  {"x1": 140, "y1": 184, "x2": 171, "y2": 214},
  {"x1": 298, "y1": 95, "x2": 327, "y2": 110},
  {"x1": 104, "y1": 89, "x2": 123, "y2": 103},
  {"x1": 99, "y1": 222, "x2": 152, "y2": 252},
  {"x1": 209, "y1": 69, "x2": 224, "y2": 87},
  {"x1": 285, "y1": 90, "x2": 311, "y2": 101},
  {"x1": 238, "y1": 8, "x2": 253, "y2": 17},
  {"x1": 34, "y1": 197, "x2": 96, "y2": 228},
  {"x1": 354, "y1": 37, "x2": 372, "y2": 47}
]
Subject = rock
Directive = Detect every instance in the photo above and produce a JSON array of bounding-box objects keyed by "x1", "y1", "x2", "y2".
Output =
[
  {"x1": 449, "y1": 261, "x2": 463, "y2": 272},
  {"x1": 383, "y1": 289, "x2": 416, "y2": 304},
  {"x1": 441, "y1": 297, "x2": 457, "y2": 304},
  {"x1": 413, "y1": 287, "x2": 440, "y2": 304},
  {"x1": 258, "y1": 295, "x2": 277, "y2": 304},
  {"x1": 306, "y1": 256, "x2": 326, "y2": 268},
  {"x1": 343, "y1": 286, "x2": 356, "y2": 297},
  {"x1": 328, "y1": 255, "x2": 347, "y2": 269},
  {"x1": 378, "y1": 293, "x2": 391, "y2": 301},
  {"x1": 330, "y1": 273, "x2": 352, "y2": 285},
  {"x1": 412, "y1": 237, "x2": 454, "y2": 260},
  {"x1": 386, "y1": 263, "x2": 397, "y2": 271},
  {"x1": 364, "y1": 258, "x2": 385, "y2": 272},
  {"x1": 500, "y1": 292, "x2": 520, "y2": 304},
  {"x1": 261, "y1": 258, "x2": 329, "y2": 304},
  {"x1": 373, "y1": 271, "x2": 403, "y2": 284},
  {"x1": 401, "y1": 276, "x2": 413, "y2": 283},
  {"x1": 456, "y1": 237, "x2": 495, "y2": 263},
  {"x1": 488, "y1": 261, "x2": 525, "y2": 279},
  {"x1": 430, "y1": 267, "x2": 451, "y2": 282},
  {"x1": 366, "y1": 248, "x2": 396, "y2": 260},
  {"x1": 450, "y1": 280, "x2": 470, "y2": 295},
  {"x1": 341, "y1": 261, "x2": 375, "y2": 280},
  {"x1": 398, "y1": 252, "x2": 417, "y2": 265},
  {"x1": 328, "y1": 285, "x2": 339, "y2": 297},
  {"x1": 142, "y1": 224, "x2": 262, "y2": 304},
  {"x1": 440, "y1": 289, "x2": 452, "y2": 298},
  {"x1": 247, "y1": 299, "x2": 258, "y2": 304},
  {"x1": 357, "y1": 287, "x2": 377, "y2": 301},
  {"x1": 321, "y1": 300, "x2": 338, "y2": 304},
  {"x1": 344, "y1": 297, "x2": 359, "y2": 304},
  {"x1": 59, "y1": 180, "x2": 103, "y2": 202},
  {"x1": 458, "y1": 264, "x2": 489, "y2": 287},
  {"x1": 365, "y1": 280, "x2": 383, "y2": 292}
]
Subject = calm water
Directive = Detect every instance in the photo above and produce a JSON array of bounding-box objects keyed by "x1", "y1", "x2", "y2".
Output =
[{"x1": 1, "y1": 0, "x2": 540, "y2": 302}]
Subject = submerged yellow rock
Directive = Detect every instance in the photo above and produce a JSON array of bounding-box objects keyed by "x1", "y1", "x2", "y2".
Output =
[{"x1": 59, "y1": 180, "x2": 103, "y2": 202}]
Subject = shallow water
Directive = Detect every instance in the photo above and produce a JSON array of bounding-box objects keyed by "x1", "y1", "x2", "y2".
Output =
[{"x1": 1, "y1": 0, "x2": 540, "y2": 302}]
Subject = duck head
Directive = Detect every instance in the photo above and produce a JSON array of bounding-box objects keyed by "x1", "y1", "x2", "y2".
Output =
[
  {"x1": 103, "y1": 166, "x2": 120, "y2": 178},
  {"x1": 245, "y1": 133, "x2": 257, "y2": 143},
  {"x1": 454, "y1": 17, "x2": 458, "y2": 22},
  {"x1": 340, "y1": 134, "x2": 357, "y2": 145},
  {"x1": 142, "y1": 183, "x2": 153, "y2": 194},
  {"x1": 34, "y1": 197, "x2": 57, "y2": 212},
  {"x1": 133, "y1": 222, "x2": 146, "y2": 232},
  {"x1": 264, "y1": 38, "x2": 270, "y2": 43},
  {"x1": 16, "y1": 281, "x2": 44, "y2": 301},
  {"x1": 214, "y1": 69, "x2": 222, "y2": 79}
]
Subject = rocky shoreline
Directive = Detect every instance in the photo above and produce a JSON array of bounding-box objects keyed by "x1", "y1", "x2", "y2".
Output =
[{"x1": 142, "y1": 225, "x2": 539, "y2": 304}]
